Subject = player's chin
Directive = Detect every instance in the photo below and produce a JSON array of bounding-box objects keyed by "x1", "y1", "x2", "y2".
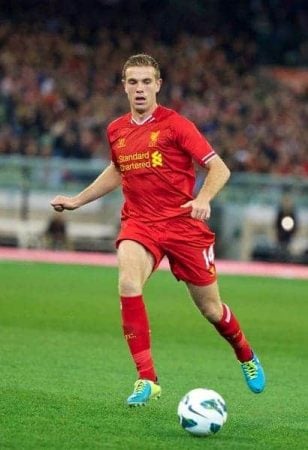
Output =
[{"x1": 134, "y1": 103, "x2": 147, "y2": 113}]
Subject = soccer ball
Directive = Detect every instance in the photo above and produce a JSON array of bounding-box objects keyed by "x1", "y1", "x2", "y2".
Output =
[{"x1": 177, "y1": 388, "x2": 227, "y2": 437}]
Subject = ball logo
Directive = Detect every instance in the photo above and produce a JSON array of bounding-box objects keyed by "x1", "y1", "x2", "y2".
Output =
[
  {"x1": 200, "y1": 399, "x2": 226, "y2": 417},
  {"x1": 178, "y1": 388, "x2": 227, "y2": 437},
  {"x1": 188, "y1": 404, "x2": 207, "y2": 418}
]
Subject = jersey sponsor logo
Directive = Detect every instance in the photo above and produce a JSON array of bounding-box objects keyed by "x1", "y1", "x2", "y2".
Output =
[
  {"x1": 148, "y1": 131, "x2": 160, "y2": 147},
  {"x1": 117, "y1": 150, "x2": 164, "y2": 171},
  {"x1": 117, "y1": 151, "x2": 151, "y2": 172},
  {"x1": 116, "y1": 138, "x2": 126, "y2": 148},
  {"x1": 119, "y1": 161, "x2": 151, "y2": 172},
  {"x1": 151, "y1": 150, "x2": 163, "y2": 167},
  {"x1": 118, "y1": 151, "x2": 149, "y2": 163}
]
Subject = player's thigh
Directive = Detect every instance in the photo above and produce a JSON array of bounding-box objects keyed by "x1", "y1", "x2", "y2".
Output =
[
  {"x1": 165, "y1": 219, "x2": 216, "y2": 286},
  {"x1": 117, "y1": 239, "x2": 155, "y2": 286},
  {"x1": 186, "y1": 281, "x2": 223, "y2": 322}
]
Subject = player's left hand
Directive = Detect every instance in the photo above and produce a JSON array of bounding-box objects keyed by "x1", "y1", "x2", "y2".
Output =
[{"x1": 180, "y1": 200, "x2": 211, "y2": 221}]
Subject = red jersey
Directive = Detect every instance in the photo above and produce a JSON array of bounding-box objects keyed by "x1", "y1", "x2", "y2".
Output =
[{"x1": 107, "y1": 105, "x2": 216, "y2": 222}]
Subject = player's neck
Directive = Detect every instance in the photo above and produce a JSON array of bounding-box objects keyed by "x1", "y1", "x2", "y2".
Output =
[{"x1": 131, "y1": 104, "x2": 158, "y2": 124}]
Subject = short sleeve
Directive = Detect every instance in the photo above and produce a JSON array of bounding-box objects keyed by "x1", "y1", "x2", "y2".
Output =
[
  {"x1": 172, "y1": 115, "x2": 217, "y2": 166},
  {"x1": 106, "y1": 126, "x2": 120, "y2": 168}
]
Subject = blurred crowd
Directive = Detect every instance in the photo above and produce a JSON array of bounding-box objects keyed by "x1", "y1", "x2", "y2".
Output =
[{"x1": 0, "y1": 6, "x2": 307, "y2": 176}]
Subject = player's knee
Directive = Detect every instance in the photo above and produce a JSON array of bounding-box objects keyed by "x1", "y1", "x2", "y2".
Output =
[{"x1": 118, "y1": 275, "x2": 142, "y2": 296}]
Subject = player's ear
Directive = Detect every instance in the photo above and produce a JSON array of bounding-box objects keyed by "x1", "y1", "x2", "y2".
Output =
[
  {"x1": 122, "y1": 79, "x2": 127, "y2": 93},
  {"x1": 156, "y1": 78, "x2": 162, "y2": 93}
]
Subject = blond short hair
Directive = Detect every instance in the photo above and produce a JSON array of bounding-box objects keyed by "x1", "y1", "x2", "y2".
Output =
[{"x1": 122, "y1": 54, "x2": 161, "y2": 80}]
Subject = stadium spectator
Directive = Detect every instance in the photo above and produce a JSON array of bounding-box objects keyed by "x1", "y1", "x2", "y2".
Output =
[
  {"x1": 50, "y1": 53, "x2": 266, "y2": 406},
  {"x1": 0, "y1": 18, "x2": 307, "y2": 177}
]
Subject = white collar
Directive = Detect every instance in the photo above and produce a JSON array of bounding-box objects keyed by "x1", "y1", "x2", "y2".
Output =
[{"x1": 131, "y1": 115, "x2": 155, "y2": 125}]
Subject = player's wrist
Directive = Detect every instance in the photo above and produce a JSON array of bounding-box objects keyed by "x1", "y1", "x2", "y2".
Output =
[
  {"x1": 72, "y1": 196, "x2": 83, "y2": 209},
  {"x1": 196, "y1": 191, "x2": 212, "y2": 203}
]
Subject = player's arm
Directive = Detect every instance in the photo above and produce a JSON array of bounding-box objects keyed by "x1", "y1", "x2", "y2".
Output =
[
  {"x1": 50, "y1": 162, "x2": 122, "y2": 212},
  {"x1": 182, "y1": 155, "x2": 230, "y2": 221}
]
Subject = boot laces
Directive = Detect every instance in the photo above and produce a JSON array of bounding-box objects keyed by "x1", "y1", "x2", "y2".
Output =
[
  {"x1": 242, "y1": 360, "x2": 257, "y2": 379},
  {"x1": 134, "y1": 380, "x2": 147, "y2": 393}
]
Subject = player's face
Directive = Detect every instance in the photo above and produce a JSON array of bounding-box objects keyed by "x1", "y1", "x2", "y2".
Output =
[{"x1": 123, "y1": 66, "x2": 162, "y2": 115}]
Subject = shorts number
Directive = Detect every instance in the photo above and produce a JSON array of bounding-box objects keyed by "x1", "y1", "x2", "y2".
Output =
[{"x1": 202, "y1": 244, "x2": 215, "y2": 269}]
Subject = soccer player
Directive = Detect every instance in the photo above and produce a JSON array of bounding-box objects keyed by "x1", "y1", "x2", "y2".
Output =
[{"x1": 51, "y1": 54, "x2": 266, "y2": 406}]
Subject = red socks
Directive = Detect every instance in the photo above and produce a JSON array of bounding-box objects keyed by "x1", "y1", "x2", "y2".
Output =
[
  {"x1": 120, "y1": 296, "x2": 251, "y2": 378},
  {"x1": 213, "y1": 304, "x2": 253, "y2": 362},
  {"x1": 120, "y1": 295, "x2": 157, "y2": 381}
]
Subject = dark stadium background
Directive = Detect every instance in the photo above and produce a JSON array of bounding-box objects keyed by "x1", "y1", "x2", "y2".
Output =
[{"x1": 2, "y1": 0, "x2": 307, "y2": 65}]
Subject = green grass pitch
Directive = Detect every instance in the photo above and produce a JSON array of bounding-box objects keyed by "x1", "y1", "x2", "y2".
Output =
[{"x1": 0, "y1": 261, "x2": 307, "y2": 449}]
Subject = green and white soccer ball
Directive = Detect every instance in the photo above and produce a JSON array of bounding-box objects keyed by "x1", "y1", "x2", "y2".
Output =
[{"x1": 177, "y1": 388, "x2": 227, "y2": 437}]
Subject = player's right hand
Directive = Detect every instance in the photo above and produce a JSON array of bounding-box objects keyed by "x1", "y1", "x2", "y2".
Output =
[{"x1": 50, "y1": 195, "x2": 78, "y2": 212}]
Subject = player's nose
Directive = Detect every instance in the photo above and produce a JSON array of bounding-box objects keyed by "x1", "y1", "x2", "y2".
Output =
[{"x1": 136, "y1": 82, "x2": 144, "y2": 92}]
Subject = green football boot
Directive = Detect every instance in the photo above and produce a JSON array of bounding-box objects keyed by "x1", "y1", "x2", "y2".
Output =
[{"x1": 127, "y1": 379, "x2": 161, "y2": 406}]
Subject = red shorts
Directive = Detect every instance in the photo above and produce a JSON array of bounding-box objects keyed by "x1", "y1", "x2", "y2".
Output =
[{"x1": 116, "y1": 217, "x2": 216, "y2": 286}]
